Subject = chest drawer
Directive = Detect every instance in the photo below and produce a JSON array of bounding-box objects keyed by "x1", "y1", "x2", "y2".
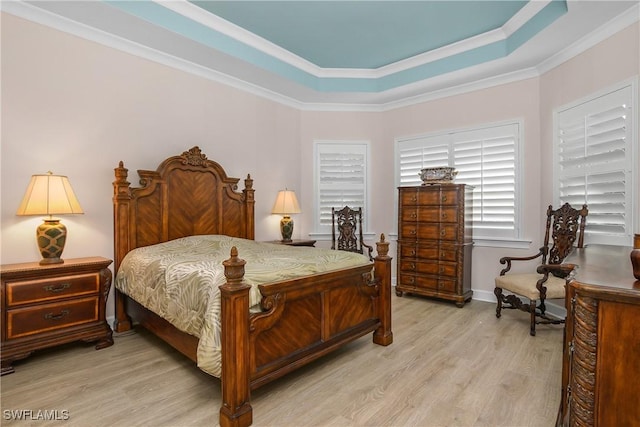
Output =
[
  {"x1": 5, "y1": 273, "x2": 100, "y2": 306},
  {"x1": 399, "y1": 260, "x2": 458, "y2": 277},
  {"x1": 401, "y1": 206, "x2": 458, "y2": 223},
  {"x1": 400, "y1": 223, "x2": 458, "y2": 241},
  {"x1": 398, "y1": 274, "x2": 456, "y2": 293},
  {"x1": 6, "y1": 297, "x2": 99, "y2": 339},
  {"x1": 400, "y1": 243, "x2": 458, "y2": 261},
  {"x1": 400, "y1": 188, "x2": 461, "y2": 206}
]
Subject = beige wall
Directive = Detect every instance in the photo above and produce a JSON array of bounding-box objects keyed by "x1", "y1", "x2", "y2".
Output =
[
  {"x1": 1, "y1": 13, "x2": 301, "y2": 265},
  {"x1": 2, "y1": 12, "x2": 638, "y2": 317}
]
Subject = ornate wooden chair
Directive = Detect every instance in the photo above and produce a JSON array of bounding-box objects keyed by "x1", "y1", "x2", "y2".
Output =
[
  {"x1": 494, "y1": 203, "x2": 588, "y2": 336},
  {"x1": 331, "y1": 206, "x2": 373, "y2": 261}
]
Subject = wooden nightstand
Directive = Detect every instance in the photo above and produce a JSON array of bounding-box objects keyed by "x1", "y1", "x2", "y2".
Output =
[
  {"x1": 0, "y1": 257, "x2": 113, "y2": 375},
  {"x1": 268, "y1": 239, "x2": 316, "y2": 247}
]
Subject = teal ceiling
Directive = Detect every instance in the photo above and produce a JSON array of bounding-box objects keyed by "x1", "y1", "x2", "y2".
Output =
[
  {"x1": 190, "y1": 1, "x2": 529, "y2": 69},
  {"x1": 104, "y1": 0, "x2": 567, "y2": 93}
]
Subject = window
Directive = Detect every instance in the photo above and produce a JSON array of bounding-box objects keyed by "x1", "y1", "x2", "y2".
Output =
[
  {"x1": 395, "y1": 122, "x2": 521, "y2": 241},
  {"x1": 554, "y1": 80, "x2": 637, "y2": 246},
  {"x1": 313, "y1": 141, "x2": 369, "y2": 234}
]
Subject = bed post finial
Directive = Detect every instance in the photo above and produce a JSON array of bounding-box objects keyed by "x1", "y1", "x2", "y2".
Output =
[
  {"x1": 114, "y1": 161, "x2": 129, "y2": 186},
  {"x1": 223, "y1": 247, "x2": 246, "y2": 284},
  {"x1": 376, "y1": 233, "x2": 389, "y2": 258},
  {"x1": 220, "y1": 247, "x2": 253, "y2": 427}
]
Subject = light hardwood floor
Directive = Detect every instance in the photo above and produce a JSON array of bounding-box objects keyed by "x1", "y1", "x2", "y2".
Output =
[{"x1": 1, "y1": 296, "x2": 563, "y2": 427}]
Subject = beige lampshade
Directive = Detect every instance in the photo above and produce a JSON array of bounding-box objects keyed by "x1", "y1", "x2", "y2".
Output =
[
  {"x1": 271, "y1": 189, "x2": 301, "y2": 215},
  {"x1": 16, "y1": 172, "x2": 84, "y2": 216}
]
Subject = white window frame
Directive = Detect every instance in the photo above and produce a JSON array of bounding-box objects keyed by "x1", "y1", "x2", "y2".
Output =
[
  {"x1": 553, "y1": 78, "x2": 638, "y2": 246},
  {"x1": 394, "y1": 120, "x2": 525, "y2": 246},
  {"x1": 312, "y1": 140, "x2": 370, "y2": 236}
]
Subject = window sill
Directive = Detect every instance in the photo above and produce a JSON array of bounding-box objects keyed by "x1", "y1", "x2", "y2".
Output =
[{"x1": 472, "y1": 238, "x2": 532, "y2": 249}]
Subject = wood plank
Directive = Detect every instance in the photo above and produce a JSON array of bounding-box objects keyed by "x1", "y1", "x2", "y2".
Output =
[{"x1": 0, "y1": 298, "x2": 562, "y2": 426}]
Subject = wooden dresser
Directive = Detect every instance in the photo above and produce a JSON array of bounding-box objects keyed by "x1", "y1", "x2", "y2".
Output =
[
  {"x1": 396, "y1": 184, "x2": 473, "y2": 307},
  {"x1": 1, "y1": 257, "x2": 113, "y2": 375},
  {"x1": 558, "y1": 245, "x2": 640, "y2": 426}
]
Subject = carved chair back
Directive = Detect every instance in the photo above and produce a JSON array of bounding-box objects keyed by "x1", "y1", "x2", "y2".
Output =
[
  {"x1": 331, "y1": 206, "x2": 373, "y2": 261},
  {"x1": 542, "y1": 203, "x2": 589, "y2": 265}
]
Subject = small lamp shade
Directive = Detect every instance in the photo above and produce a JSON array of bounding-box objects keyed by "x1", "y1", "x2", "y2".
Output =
[
  {"x1": 16, "y1": 172, "x2": 84, "y2": 264},
  {"x1": 272, "y1": 190, "x2": 301, "y2": 242}
]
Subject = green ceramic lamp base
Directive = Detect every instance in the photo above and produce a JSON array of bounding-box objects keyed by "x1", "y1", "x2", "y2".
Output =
[
  {"x1": 280, "y1": 215, "x2": 294, "y2": 242},
  {"x1": 37, "y1": 219, "x2": 67, "y2": 265}
]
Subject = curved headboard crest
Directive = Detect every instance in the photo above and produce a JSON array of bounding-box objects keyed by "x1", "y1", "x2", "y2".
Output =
[{"x1": 113, "y1": 146, "x2": 255, "y2": 271}]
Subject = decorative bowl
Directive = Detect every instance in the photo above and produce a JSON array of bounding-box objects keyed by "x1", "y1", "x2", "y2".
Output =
[{"x1": 420, "y1": 167, "x2": 457, "y2": 184}]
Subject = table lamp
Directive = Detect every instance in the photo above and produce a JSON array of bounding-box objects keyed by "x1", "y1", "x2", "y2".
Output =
[
  {"x1": 16, "y1": 172, "x2": 84, "y2": 265},
  {"x1": 271, "y1": 189, "x2": 301, "y2": 242}
]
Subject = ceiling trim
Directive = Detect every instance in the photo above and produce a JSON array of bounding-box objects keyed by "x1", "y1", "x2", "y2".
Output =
[
  {"x1": 104, "y1": 0, "x2": 567, "y2": 93},
  {"x1": 158, "y1": 0, "x2": 551, "y2": 79},
  {"x1": 2, "y1": 1, "x2": 638, "y2": 112},
  {"x1": 536, "y1": 2, "x2": 640, "y2": 75}
]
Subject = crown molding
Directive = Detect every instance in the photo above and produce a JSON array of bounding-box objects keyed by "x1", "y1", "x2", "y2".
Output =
[
  {"x1": 537, "y1": 2, "x2": 640, "y2": 75},
  {"x1": 1, "y1": 0, "x2": 308, "y2": 110},
  {"x1": 2, "y1": 0, "x2": 637, "y2": 113},
  {"x1": 155, "y1": 0, "x2": 552, "y2": 80}
]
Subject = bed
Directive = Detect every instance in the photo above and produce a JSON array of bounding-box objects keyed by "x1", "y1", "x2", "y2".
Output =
[{"x1": 112, "y1": 146, "x2": 393, "y2": 427}]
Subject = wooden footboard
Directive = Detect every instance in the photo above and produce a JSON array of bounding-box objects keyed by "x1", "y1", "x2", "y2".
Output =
[{"x1": 220, "y1": 236, "x2": 392, "y2": 427}]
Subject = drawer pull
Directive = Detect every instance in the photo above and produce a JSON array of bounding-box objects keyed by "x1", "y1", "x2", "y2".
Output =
[
  {"x1": 410, "y1": 263, "x2": 416, "y2": 270},
  {"x1": 411, "y1": 249, "x2": 416, "y2": 256},
  {"x1": 441, "y1": 195, "x2": 447, "y2": 202},
  {"x1": 411, "y1": 213, "x2": 417, "y2": 219},
  {"x1": 441, "y1": 251, "x2": 446, "y2": 258},
  {"x1": 439, "y1": 266, "x2": 445, "y2": 273},
  {"x1": 441, "y1": 213, "x2": 447, "y2": 220},
  {"x1": 410, "y1": 230, "x2": 416, "y2": 235},
  {"x1": 411, "y1": 196, "x2": 417, "y2": 202},
  {"x1": 44, "y1": 309, "x2": 70, "y2": 321},
  {"x1": 43, "y1": 283, "x2": 71, "y2": 293},
  {"x1": 440, "y1": 230, "x2": 446, "y2": 237}
]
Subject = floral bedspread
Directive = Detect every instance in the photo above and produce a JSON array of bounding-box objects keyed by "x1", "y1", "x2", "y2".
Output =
[{"x1": 114, "y1": 235, "x2": 371, "y2": 377}]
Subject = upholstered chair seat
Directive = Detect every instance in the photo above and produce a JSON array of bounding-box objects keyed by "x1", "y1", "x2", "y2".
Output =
[{"x1": 495, "y1": 273, "x2": 566, "y2": 301}]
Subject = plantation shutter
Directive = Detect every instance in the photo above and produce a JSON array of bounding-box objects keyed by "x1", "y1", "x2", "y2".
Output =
[
  {"x1": 453, "y1": 125, "x2": 518, "y2": 238},
  {"x1": 315, "y1": 142, "x2": 368, "y2": 232},
  {"x1": 396, "y1": 123, "x2": 519, "y2": 240},
  {"x1": 397, "y1": 135, "x2": 449, "y2": 186},
  {"x1": 555, "y1": 84, "x2": 634, "y2": 245}
]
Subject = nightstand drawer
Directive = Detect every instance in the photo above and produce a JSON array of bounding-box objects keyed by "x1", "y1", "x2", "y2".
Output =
[
  {"x1": 6, "y1": 297, "x2": 99, "y2": 339},
  {"x1": 5, "y1": 273, "x2": 100, "y2": 306}
]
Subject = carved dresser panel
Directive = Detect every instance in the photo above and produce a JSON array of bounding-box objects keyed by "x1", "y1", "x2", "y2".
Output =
[{"x1": 558, "y1": 245, "x2": 640, "y2": 426}]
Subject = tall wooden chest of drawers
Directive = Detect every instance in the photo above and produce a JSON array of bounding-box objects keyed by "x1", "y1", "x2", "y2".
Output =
[
  {"x1": 1, "y1": 257, "x2": 113, "y2": 375},
  {"x1": 396, "y1": 184, "x2": 473, "y2": 307}
]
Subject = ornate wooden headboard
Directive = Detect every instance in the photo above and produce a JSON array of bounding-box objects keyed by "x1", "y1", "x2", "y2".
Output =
[{"x1": 112, "y1": 146, "x2": 255, "y2": 271}]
